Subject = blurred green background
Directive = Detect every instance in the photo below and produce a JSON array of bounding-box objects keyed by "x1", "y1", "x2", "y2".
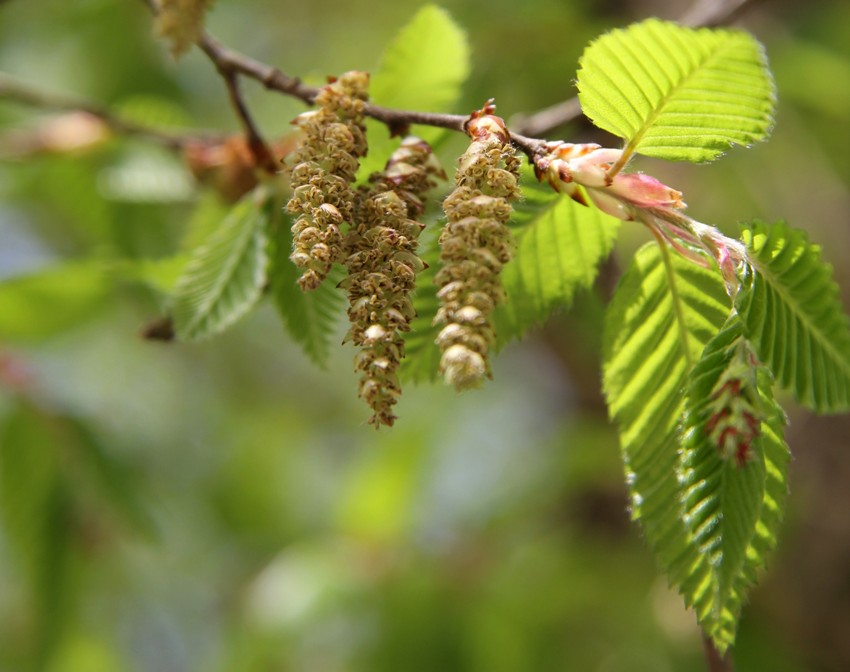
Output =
[{"x1": 1, "y1": 0, "x2": 850, "y2": 670}]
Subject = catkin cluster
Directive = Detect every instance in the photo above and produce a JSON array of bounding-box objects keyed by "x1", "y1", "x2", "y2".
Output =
[
  {"x1": 287, "y1": 71, "x2": 369, "y2": 291},
  {"x1": 343, "y1": 138, "x2": 444, "y2": 427},
  {"x1": 435, "y1": 107, "x2": 521, "y2": 390}
]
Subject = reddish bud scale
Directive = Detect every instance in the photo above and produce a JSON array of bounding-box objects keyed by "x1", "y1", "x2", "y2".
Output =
[
  {"x1": 436, "y1": 104, "x2": 521, "y2": 391},
  {"x1": 703, "y1": 338, "x2": 766, "y2": 467}
]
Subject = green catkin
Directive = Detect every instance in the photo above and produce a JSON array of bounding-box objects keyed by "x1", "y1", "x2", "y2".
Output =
[
  {"x1": 343, "y1": 137, "x2": 444, "y2": 427},
  {"x1": 435, "y1": 106, "x2": 521, "y2": 391},
  {"x1": 287, "y1": 71, "x2": 369, "y2": 291}
]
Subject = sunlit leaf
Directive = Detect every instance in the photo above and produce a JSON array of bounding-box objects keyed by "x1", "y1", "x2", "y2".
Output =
[
  {"x1": 602, "y1": 242, "x2": 730, "y2": 636},
  {"x1": 577, "y1": 18, "x2": 775, "y2": 163},
  {"x1": 360, "y1": 4, "x2": 470, "y2": 178},
  {"x1": 739, "y1": 220, "x2": 850, "y2": 412}
]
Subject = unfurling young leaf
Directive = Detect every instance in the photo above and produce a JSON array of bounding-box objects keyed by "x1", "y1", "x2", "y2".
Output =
[
  {"x1": 738, "y1": 220, "x2": 850, "y2": 412},
  {"x1": 679, "y1": 317, "x2": 789, "y2": 651},
  {"x1": 577, "y1": 18, "x2": 775, "y2": 165},
  {"x1": 495, "y1": 166, "x2": 621, "y2": 344},
  {"x1": 172, "y1": 188, "x2": 270, "y2": 341}
]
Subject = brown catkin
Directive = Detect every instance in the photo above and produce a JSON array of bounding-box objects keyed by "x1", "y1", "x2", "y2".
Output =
[
  {"x1": 286, "y1": 71, "x2": 369, "y2": 291},
  {"x1": 343, "y1": 137, "x2": 444, "y2": 427},
  {"x1": 435, "y1": 106, "x2": 521, "y2": 391}
]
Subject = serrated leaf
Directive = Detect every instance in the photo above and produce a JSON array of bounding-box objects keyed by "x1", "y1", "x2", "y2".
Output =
[
  {"x1": 268, "y1": 208, "x2": 345, "y2": 368},
  {"x1": 400, "y1": 237, "x2": 442, "y2": 383},
  {"x1": 738, "y1": 220, "x2": 850, "y2": 412},
  {"x1": 602, "y1": 242, "x2": 730, "y2": 633},
  {"x1": 678, "y1": 318, "x2": 789, "y2": 650},
  {"x1": 494, "y1": 169, "x2": 621, "y2": 344},
  {"x1": 172, "y1": 188, "x2": 270, "y2": 341},
  {"x1": 0, "y1": 261, "x2": 112, "y2": 343},
  {"x1": 360, "y1": 4, "x2": 470, "y2": 178},
  {"x1": 577, "y1": 18, "x2": 775, "y2": 163}
]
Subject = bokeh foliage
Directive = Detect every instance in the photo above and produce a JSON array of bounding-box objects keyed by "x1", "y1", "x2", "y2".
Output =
[{"x1": 2, "y1": 0, "x2": 850, "y2": 670}]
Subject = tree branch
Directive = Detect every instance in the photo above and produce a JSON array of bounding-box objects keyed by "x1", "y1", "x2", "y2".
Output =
[
  {"x1": 511, "y1": 0, "x2": 764, "y2": 137},
  {"x1": 0, "y1": 72, "x2": 217, "y2": 151}
]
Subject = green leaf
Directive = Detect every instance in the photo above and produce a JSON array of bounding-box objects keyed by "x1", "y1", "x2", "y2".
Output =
[
  {"x1": 172, "y1": 188, "x2": 270, "y2": 341},
  {"x1": 0, "y1": 402, "x2": 75, "y2": 666},
  {"x1": 494, "y1": 169, "x2": 621, "y2": 344},
  {"x1": 577, "y1": 18, "x2": 775, "y2": 163},
  {"x1": 268, "y1": 208, "x2": 345, "y2": 368},
  {"x1": 0, "y1": 261, "x2": 112, "y2": 343},
  {"x1": 400, "y1": 236, "x2": 442, "y2": 383},
  {"x1": 602, "y1": 242, "x2": 729, "y2": 631},
  {"x1": 678, "y1": 318, "x2": 789, "y2": 650},
  {"x1": 360, "y1": 4, "x2": 470, "y2": 178},
  {"x1": 370, "y1": 5, "x2": 469, "y2": 113},
  {"x1": 738, "y1": 220, "x2": 850, "y2": 412}
]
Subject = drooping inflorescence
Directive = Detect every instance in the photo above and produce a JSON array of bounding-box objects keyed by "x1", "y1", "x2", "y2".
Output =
[
  {"x1": 342, "y1": 138, "x2": 444, "y2": 427},
  {"x1": 287, "y1": 71, "x2": 369, "y2": 291},
  {"x1": 434, "y1": 104, "x2": 521, "y2": 391}
]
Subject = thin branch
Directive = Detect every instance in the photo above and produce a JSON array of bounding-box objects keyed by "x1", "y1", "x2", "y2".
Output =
[
  {"x1": 511, "y1": 0, "x2": 763, "y2": 137},
  {"x1": 198, "y1": 36, "x2": 278, "y2": 172},
  {"x1": 0, "y1": 72, "x2": 219, "y2": 151}
]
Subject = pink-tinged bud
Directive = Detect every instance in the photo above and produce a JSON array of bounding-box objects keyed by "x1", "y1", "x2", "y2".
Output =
[
  {"x1": 465, "y1": 101, "x2": 510, "y2": 144},
  {"x1": 607, "y1": 173, "x2": 684, "y2": 210}
]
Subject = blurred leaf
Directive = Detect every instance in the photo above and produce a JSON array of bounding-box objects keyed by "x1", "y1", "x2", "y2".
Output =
[
  {"x1": 46, "y1": 632, "x2": 126, "y2": 672},
  {"x1": 678, "y1": 317, "x2": 789, "y2": 650},
  {"x1": 268, "y1": 207, "x2": 345, "y2": 368},
  {"x1": 0, "y1": 261, "x2": 112, "y2": 343},
  {"x1": 0, "y1": 402, "x2": 75, "y2": 668},
  {"x1": 64, "y1": 417, "x2": 157, "y2": 540},
  {"x1": 360, "y1": 4, "x2": 470, "y2": 178},
  {"x1": 577, "y1": 19, "x2": 775, "y2": 163},
  {"x1": 172, "y1": 187, "x2": 270, "y2": 341},
  {"x1": 495, "y1": 169, "x2": 621, "y2": 345},
  {"x1": 118, "y1": 254, "x2": 189, "y2": 296},
  {"x1": 336, "y1": 431, "x2": 426, "y2": 542},
  {"x1": 739, "y1": 220, "x2": 850, "y2": 411}
]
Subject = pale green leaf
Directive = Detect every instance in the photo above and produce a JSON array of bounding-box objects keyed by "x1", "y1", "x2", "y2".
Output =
[
  {"x1": 577, "y1": 18, "x2": 775, "y2": 163},
  {"x1": 738, "y1": 220, "x2": 850, "y2": 412},
  {"x1": 0, "y1": 261, "x2": 112, "y2": 343},
  {"x1": 360, "y1": 4, "x2": 470, "y2": 178},
  {"x1": 602, "y1": 242, "x2": 729, "y2": 633},
  {"x1": 172, "y1": 188, "x2": 270, "y2": 341},
  {"x1": 678, "y1": 318, "x2": 789, "y2": 650},
  {"x1": 495, "y1": 169, "x2": 621, "y2": 344},
  {"x1": 268, "y1": 209, "x2": 345, "y2": 368}
]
